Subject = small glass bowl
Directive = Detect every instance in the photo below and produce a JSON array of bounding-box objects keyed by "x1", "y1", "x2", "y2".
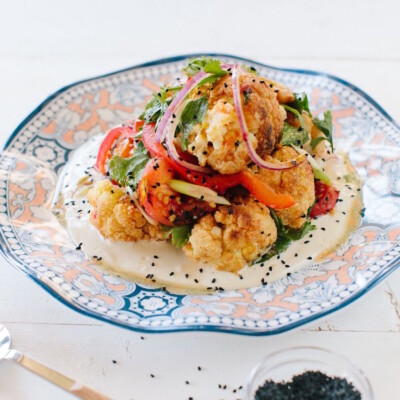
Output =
[{"x1": 245, "y1": 346, "x2": 373, "y2": 400}]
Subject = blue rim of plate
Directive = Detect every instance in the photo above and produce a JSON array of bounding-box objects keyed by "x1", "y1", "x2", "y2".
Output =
[{"x1": 1, "y1": 53, "x2": 399, "y2": 336}]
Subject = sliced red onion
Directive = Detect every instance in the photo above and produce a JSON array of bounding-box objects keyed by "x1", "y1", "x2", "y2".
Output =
[
  {"x1": 126, "y1": 186, "x2": 159, "y2": 226},
  {"x1": 155, "y1": 71, "x2": 207, "y2": 143},
  {"x1": 165, "y1": 100, "x2": 213, "y2": 174},
  {"x1": 156, "y1": 64, "x2": 234, "y2": 143},
  {"x1": 231, "y1": 65, "x2": 306, "y2": 171}
]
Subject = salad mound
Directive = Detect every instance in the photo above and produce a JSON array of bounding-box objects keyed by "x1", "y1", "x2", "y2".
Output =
[{"x1": 87, "y1": 57, "x2": 339, "y2": 273}]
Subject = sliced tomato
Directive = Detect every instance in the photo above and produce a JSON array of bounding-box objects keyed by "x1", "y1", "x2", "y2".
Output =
[
  {"x1": 239, "y1": 170, "x2": 295, "y2": 209},
  {"x1": 310, "y1": 180, "x2": 340, "y2": 218},
  {"x1": 137, "y1": 158, "x2": 213, "y2": 226}
]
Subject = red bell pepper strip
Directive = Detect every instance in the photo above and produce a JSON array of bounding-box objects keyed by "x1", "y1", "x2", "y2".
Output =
[
  {"x1": 239, "y1": 170, "x2": 295, "y2": 209},
  {"x1": 95, "y1": 120, "x2": 144, "y2": 174}
]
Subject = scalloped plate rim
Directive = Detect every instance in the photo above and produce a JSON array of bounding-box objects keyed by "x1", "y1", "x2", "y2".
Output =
[{"x1": 1, "y1": 53, "x2": 399, "y2": 336}]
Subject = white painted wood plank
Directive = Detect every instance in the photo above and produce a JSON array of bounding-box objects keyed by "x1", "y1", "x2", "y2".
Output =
[
  {"x1": 0, "y1": 324, "x2": 399, "y2": 400},
  {"x1": 0, "y1": 0, "x2": 399, "y2": 61}
]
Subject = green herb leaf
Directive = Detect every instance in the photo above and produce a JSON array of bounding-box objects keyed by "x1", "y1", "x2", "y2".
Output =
[
  {"x1": 288, "y1": 93, "x2": 312, "y2": 116},
  {"x1": 183, "y1": 57, "x2": 227, "y2": 85},
  {"x1": 139, "y1": 86, "x2": 182, "y2": 128},
  {"x1": 108, "y1": 141, "x2": 150, "y2": 189},
  {"x1": 179, "y1": 96, "x2": 208, "y2": 151},
  {"x1": 282, "y1": 104, "x2": 307, "y2": 132},
  {"x1": 311, "y1": 110, "x2": 334, "y2": 151},
  {"x1": 281, "y1": 122, "x2": 309, "y2": 147},
  {"x1": 253, "y1": 210, "x2": 316, "y2": 264},
  {"x1": 164, "y1": 225, "x2": 193, "y2": 248},
  {"x1": 183, "y1": 57, "x2": 226, "y2": 77}
]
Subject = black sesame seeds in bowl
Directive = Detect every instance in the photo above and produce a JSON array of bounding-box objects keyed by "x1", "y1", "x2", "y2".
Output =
[{"x1": 245, "y1": 347, "x2": 373, "y2": 400}]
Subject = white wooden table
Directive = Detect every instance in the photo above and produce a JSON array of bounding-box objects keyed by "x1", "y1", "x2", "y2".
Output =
[{"x1": 0, "y1": 1, "x2": 399, "y2": 399}]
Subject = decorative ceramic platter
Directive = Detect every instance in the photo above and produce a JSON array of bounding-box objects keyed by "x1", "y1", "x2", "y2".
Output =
[{"x1": 1, "y1": 54, "x2": 400, "y2": 335}]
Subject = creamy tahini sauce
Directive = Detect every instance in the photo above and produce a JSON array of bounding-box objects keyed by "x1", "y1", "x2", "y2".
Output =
[{"x1": 54, "y1": 135, "x2": 363, "y2": 294}]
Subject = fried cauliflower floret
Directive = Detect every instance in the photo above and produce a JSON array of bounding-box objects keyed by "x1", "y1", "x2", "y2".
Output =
[
  {"x1": 87, "y1": 180, "x2": 164, "y2": 241},
  {"x1": 256, "y1": 146, "x2": 315, "y2": 229},
  {"x1": 183, "y1": 197, "x2": 277, "y2": 272},
  {"x1": 187, "y1": 72, "x2": 285, "y2": 174}
]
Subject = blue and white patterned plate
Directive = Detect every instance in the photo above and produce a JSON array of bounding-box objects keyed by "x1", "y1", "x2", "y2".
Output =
[{"x1": 1, "y1": 54, "x2": 400, "y2": 335}]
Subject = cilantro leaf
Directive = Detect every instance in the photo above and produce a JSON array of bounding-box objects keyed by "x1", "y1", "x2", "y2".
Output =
[
  {"x1": 164, "y1": 225, "x2": 193, "y2": 248},
  {"x1": 288, "y1": 93, "x2": 312, "y2": 116},
  {"x1": 281, "y1": 122, "x2": 309, "y2": 147},
  {"x1": 183, "y1": 57, "x2": 227, "y2": 85},
  {"x1": 139, "y1": 86, "x2": 182, "y2": 128},
  {"x1": 253, "y1": 210, "x2": 315, "y2": 264},
  {"x1": 311, "y1": 110, "x2": 334, "y2": 151},
  {"x1": 184, "y1": 57, "x2": 226, "y2": 76},
  {"x1": 108, "y1": 141, "x2": 150, "y2": 189},
  {"x1": 179, "y1": 96, "x2": 208, "y2": 151}
]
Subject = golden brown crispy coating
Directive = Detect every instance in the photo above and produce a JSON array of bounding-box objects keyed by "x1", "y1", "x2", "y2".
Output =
[
  {"x1": 87, "y1": 180, "x2": 164, "y2": 241},
  {"x1": 187, "y1": 72, "x2": 284, "y2": 174},
  {"x1": 183, "y1": 196, "x2": 277, "y2": 272},
  {"x1": 255, "y1": 146, "x2": 315, "y2": 229}
]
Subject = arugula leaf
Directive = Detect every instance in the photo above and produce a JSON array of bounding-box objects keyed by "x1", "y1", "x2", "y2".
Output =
[
  {"x1": 183, "y1": 57, "x2": 227, "y2": 85},
  {"x1": 164, "y1": 225, "x2": 193, "y2": 248},
  {"x1": 281, "y1": 122, "x2": 309, "y2": 147},
  {"x1": 282, "y1": 104, "x2": 307, "y2": 132},
  {"x1": 288, "y1": 93, "x2": 312, "y2": 116},
  {"x1": 311, "y1": 110, "x2": 334, "y2": 151},
  {"x1": 108, "y1": 141, "x2": 150, "y2": 189},
  {"x1": 179, "y1": 96, "x2": 208, "y2": 151},
  {"x1": 139, "y1": 86, "x2": 182, "y2": 128},
  {"x1": 253, "y1": 210, "x2": 316, "y2": 264}
]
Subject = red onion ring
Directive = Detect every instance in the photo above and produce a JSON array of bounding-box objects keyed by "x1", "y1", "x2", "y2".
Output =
[
  {"x1": 155, "y1": 64, "x2": 235, "y2": 143},
  {"x1": 231, "y1": 65, "x2": 306, "y2": 170},
  {"x1": 155, "y1": 71, "x2": 207, "y2": 143},
  {"x1": 165, "y1": 100, "x2": 213, "y2": 174}
]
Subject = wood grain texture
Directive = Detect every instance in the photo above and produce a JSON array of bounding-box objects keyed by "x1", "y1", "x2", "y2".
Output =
[{"x1": 0, "y1": 1, "x2": 399, "y2": 399}]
